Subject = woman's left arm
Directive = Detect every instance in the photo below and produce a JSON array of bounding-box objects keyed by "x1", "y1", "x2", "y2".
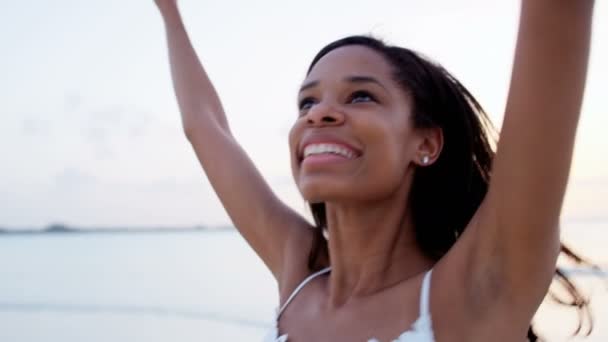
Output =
[{"x1": 465, "y1": 0, "x2": 595, "y2": 325}]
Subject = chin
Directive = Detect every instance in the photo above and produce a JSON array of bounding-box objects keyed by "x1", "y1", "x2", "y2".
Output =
[
  {"x1": 297, "y1": 183, "x2": 328, "y2": 203},
  {"x1": 296, "y1": 177, "x2": 352, "y2": 203}
]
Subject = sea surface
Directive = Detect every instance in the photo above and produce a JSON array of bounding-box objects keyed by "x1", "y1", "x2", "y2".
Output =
[{"x1": 0, "y1": 222, "x2": 606, "y2": 341}]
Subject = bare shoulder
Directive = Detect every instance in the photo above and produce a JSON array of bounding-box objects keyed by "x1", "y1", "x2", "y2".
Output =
[
  {"x1": 276, "y1": 221, "x2": 319, "y2": 303},
  {"x1": 428, "y1": 201, "x2": 554, "y2": 340}
]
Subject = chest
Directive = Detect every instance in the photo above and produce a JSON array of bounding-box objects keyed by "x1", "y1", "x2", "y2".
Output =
[{"x1": 277, "y1": 282, "x2": 423, "y2": 342}]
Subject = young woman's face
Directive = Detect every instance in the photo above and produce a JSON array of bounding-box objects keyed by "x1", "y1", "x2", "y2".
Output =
[{"x1": 289, "y1": 45, "x2": 424, "y2": 204}]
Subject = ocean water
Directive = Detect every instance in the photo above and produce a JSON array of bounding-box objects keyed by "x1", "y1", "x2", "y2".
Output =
[{"x1": 0, "y1": 223, "x2": 606, "y2": 341}]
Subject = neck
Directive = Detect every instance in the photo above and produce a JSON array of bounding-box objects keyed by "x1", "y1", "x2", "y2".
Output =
[{"x1": 322, "y1": 181, "x2": 433, "y2": 309}]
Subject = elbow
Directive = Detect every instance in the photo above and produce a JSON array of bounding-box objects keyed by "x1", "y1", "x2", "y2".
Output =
[
  {"x1": 181, "y1": 106, "x2": 231, "y2": 141},
  {"x1": 182, "y1": 119, "x2": 232, "y2": 143},
  {"x1": 183, "y1": 124, "x2": 197, "y2": 142}
]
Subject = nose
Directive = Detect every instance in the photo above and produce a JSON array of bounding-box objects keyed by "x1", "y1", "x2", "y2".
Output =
[{"x1": 305, "y1": 102, "x2": 345, "y2": 127}]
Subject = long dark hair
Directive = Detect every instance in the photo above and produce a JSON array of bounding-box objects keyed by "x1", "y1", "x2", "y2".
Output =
[{"x1": 304, "y1": 35, "x2": 597, "y2": 341}]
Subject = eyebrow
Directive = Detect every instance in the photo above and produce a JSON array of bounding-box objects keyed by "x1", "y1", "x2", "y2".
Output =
[
  {"x1": 344, "y1": 76, "x2": 388, "y2": 91},
  {"x1": 299, "y1": 75, "x2": 388, "y2": 93},
  {"x1": 299, "y1": 80, "x2": 319, "y2": 93}
]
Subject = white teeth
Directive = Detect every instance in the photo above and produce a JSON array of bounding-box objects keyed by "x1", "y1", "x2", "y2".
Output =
[{"x1": 303, "y1": 143, "x2": 356, "y2": 159}]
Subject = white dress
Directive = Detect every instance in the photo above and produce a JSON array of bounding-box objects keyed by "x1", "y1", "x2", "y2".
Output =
[{"x1": 262, "y1": 267, "x2": 435, "y2": 342}]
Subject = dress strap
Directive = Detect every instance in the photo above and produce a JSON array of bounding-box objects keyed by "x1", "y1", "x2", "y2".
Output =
[
  {"x1": 276, "y1": 266, "x2": 331, "y2": 320},
  {"x1": 419, "y1": 269, "x2": 433, "y2": 316}
]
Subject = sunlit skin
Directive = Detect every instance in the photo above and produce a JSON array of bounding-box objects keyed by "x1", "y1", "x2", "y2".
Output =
[
  {"x1": 156, "y1": 0, "x2": 595, "y2": 340},
  {"x1": 288, "y1": 45, "x2": 443, "y2": 306}
]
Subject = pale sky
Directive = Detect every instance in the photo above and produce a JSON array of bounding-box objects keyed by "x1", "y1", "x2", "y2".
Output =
[{"x1": 1, "y1": 0, "x2": 606, "y2": 229}]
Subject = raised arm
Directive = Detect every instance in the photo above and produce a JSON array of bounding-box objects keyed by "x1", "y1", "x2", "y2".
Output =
[
  {"x1": 492, "y1": 0, "x2": 594, "y2": 236},
  {"x1": 485, "y1": 0, "x2": 594, "y2": 289},
  {"x1": 154, "y1": 0, "x2": 312, "y2": 279},
  {"x1": 437, "y1": 0, "x2": 595, "y2": 337}
]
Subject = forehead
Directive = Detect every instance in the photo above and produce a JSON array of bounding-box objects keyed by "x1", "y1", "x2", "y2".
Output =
[{"x1": 305, "y1": 45, "x2": 394, "y2": 84}]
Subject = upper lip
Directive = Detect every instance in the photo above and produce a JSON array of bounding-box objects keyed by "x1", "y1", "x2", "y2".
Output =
[{"x1": 298, "y1": 133, "x2": 362, "y2": 162}]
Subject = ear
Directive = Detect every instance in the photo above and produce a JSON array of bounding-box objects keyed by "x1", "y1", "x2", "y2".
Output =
[{"x1": 415, "y1": 126, "x2": 443, "y2": 166}]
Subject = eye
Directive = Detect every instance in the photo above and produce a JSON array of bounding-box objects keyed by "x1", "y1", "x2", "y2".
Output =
[
  {"x1": 348, "y1": 90, "x2": 376, "y2": 104},
  {"x1": 298, "y1": 97, "x2": 317, "y2": 111}
]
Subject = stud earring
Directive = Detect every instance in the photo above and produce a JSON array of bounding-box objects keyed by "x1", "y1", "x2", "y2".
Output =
[
  {"x1": 322, "y1": 228, "x2": 329, "y2": 240},
  {"x1": 422, "y1": 155, "x2": 430, "y2": 165}
]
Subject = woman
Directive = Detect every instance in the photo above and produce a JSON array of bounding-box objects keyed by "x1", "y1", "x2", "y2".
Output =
[{"x1": 154, "y1": 1, "x2": 596, "y2": 341}]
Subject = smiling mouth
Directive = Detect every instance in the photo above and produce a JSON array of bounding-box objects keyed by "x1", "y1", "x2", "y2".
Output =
[
  {"x1": 305, "y1": 143, "x2": 356, "y2": 158},
  {"x1": 300, "y1": 143, "x2": 360, "y2": 164}
]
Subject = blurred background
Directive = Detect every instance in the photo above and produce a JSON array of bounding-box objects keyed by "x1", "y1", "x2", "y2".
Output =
[{"x1": 1, "y1": 0, "x2": 606, "y2": 340}]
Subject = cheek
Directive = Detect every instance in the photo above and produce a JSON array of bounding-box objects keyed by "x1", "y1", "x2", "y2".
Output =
[
  {"x1": 361, "y1": 123, "x2": 414, "y2": 187},
  {"x1": 367, "y1": 117, "x2": 412, "y2": 163},
  {"x1": 287, "y1": 122, "x2": 299, "y2": 155},
  {"x1": 288, "y1": 122, "x2": 303, "y2": 176},
  {"x1": 364, "y1": 145, "x2": 408, "y2": 192}
]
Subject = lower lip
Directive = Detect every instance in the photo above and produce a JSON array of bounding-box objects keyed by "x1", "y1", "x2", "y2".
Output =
[{"x1": 301, "y1": 154, "x2": 354, "y2": 167}]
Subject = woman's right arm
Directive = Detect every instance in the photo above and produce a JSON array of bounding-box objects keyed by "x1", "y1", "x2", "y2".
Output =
[{"x1": 154, "y1": 0, "x2": 313, "y2": 280}]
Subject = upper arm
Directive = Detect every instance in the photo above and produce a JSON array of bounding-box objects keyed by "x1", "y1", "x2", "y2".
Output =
[
  {"x1": 490, "y1": 0, "x2": 594, "y2": 237},
  {"x1": 484, "y1": 0, "x2": 593, "y2": 289},
  {"x1": 435, "y1": 0, "x2": 594, "y2": 334},
  {"x1": 159, "y1": 6, "x2": 312, "y2": 283},
  {"x1": 187, "y1": 124, "x2": 313, "y2": 281}
]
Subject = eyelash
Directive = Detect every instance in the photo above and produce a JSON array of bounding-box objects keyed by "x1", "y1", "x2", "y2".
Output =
[
  {"x1": 298, "y1": 90, "x2": 378, "y2": 112},
  {"x1": 298, "y1": 97, "x2": 316, "y2": 111},
  {"x1": 348, "y1": 90, "x2": 376, "y2": 104}
]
